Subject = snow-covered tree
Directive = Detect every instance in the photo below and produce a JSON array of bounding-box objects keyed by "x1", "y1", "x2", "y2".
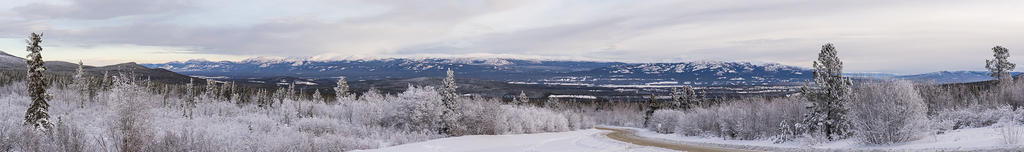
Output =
[
  {"x1": 439, "y1": 68, "x2": 462, "y2": 136},
  {"x1": 515, "y1": 91, "x2": 528, "y2": 106},
  {"x1": 334, "y1": 77, "x2": 350, "y2": 101},
  {"x1": 72, "y1": 61, "x2": 89, "y2": 108},
  {"x1": 23, "y1": 33, "x2": 53, "y2": 130},
  {"x1": 671, "y1": 86, "x2": 698, "y2": 110},
  {"x1": 287, "y1": 82, "x2": 297, "y2": 101},
  {"x1": 183, "y1": 78, "x2": 196, "y2": 119},
  {"x1": 312, "y1": 89, "x2": 323, "y2": 103},
  {"x1": 222, "y1": 81, "x2": 235, "y2": 102},
  {"x1": 849, "y1": 80, "x2": 928, "y2": 144},
  {"x1": 273, "y1": 87, "x2": 288, "y2": 105},
  {"x1": 254, "y1": 89, "x2": 272, "y2": 108},
  {"x1": 986, "y1": 46, "x2": 1017, "y2": 82},
  {"x1": 204, "y1": 79, "x2": 218, "y2": 101},
  {"x1": 101, "y1": 71, "x2": 111, "y2": 90},
  {"x1": 642, "y1": 94, "x2": 662, "y2": 128},
  {"x1": 802, "y1": 43, "x2": 854, "y2": 140}
]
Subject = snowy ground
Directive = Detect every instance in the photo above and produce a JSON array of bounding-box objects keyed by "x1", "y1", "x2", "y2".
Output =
[
  {"x1": 625, "y1": 126, "x2": 1024, "y2": 151},
  {"x1": 357, "y1": 129, "x2": 674, "y2": 152},
  {"x1": 364, "y1": 126, "x2": 1024, "y2": 152}
]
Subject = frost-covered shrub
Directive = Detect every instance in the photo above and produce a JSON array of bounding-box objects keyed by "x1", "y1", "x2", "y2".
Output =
[
  {"x1": 493, "y1": 105, "x2": 571, "y2": 134},
  {"x1": 674, "y1": 97, "x2": 806, "y2": 140},
  {"x1": 848, "y1": 80, "x2": 929, "y2": 145},
  {"x1": 0, "y1": 78, "x2": 591, "y2": 151},
  {"x1": 934, "y1": 105, "x2": 1023, "y2": 130},
  {"x1": 294, "y1": 118, "x2": 341, "y2": 136},
  {"x1": 648, "y1": 110, "x2": 683, "y2": 133}
]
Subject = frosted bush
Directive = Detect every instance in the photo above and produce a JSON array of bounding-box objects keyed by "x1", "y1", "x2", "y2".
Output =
[
  {"x1": 674, "y1": 97, "x2": 806, "y2": 140},
  {"x1": 934, "y1": 105, "x2": 1019, "y2": 130},
  {"x1": 0, "y1": 79, "x2": 589, "y2": 151},
  {"x1": 648, "y1": 110, "x2": 683, "y2": 133},
  {"x1": 848, "y1": 80, "x2": 929, "y2": 145}
]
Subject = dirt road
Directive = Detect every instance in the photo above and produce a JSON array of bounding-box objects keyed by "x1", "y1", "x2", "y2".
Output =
[{"x1": 596, "y1": 127, "x2": 758, "y2": 152}]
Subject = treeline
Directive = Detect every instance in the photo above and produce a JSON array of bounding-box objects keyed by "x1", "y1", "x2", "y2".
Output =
[
  {"x1": 647, "y1": 44, "x2": 1023, "y2": 145},
  {"x1": 0, "y1": 34, "x2": 650, "y2": 151}
]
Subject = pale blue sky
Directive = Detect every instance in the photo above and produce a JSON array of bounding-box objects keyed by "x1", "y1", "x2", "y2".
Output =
[{"x1": 0, "y1": 0, "x2": 1022, "y2": 74}]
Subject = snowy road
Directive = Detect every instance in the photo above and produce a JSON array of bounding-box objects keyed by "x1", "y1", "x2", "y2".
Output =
[
  {"x1": 596, "y1": 127, "x2": 755, "y2": 152},
  {"x1": 356, "y1": 129, "x2": 675, "y2": 152}
]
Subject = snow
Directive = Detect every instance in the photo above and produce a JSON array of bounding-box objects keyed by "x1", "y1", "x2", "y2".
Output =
[
  {"x1": 548, "y1": 95, "x2": 598, "y2": 99},
  {"x1": 358, "y1": 129, "x2": 672, "y2": 152},
  {"x1": 645, "y1": 81, "x2": 678, "y2": 85},
  {"x1": 191, "y1": 75, "x2": 229, "y2": 79},
  {"x1": 625, "y1": 126, "x2": 1024, "y2": 151},
  {"x1": 294, "y1": 81, "x2": 318, "y2": 85}
]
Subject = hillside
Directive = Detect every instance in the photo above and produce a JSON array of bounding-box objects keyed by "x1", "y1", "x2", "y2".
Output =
[
  {"x1": 142, "y1": 58, "x2": 814, "y2": 86},
  {"x1": 0, "y1": 50, "x2": 197, "y2": 84}
]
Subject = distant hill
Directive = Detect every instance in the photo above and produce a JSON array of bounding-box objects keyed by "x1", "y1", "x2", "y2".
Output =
[
  {"x1": 850, "y1": 71, "x2": 1023, "y2": 84},
  {"x1": 0, "y1": 50, "x2": 197, "y2": 84},
  {"x1": 142, "y1": 58, "x2": 814, "y2": 86},
  {"x1": 0, "y1": 50, "x2": 81, "y2": 71}
]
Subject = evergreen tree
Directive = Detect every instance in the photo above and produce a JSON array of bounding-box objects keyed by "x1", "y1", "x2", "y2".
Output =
[
  {"x1": 642, "y1": 94, "x2": 660, "y2": 128},
  {"x1": 986, "y1": 46, "x2": 1017, "y2": 81},
  {"x1": 801, "y1": 43, "x2": 853, "y2": 140},
  {"x1": 101, "y1": 71, "x2": 110, "y2": 90},
  {"x1": 274, "y1": 87, "x2": 288, "y2": 105},
  {"x1": 515, "y1": 91, "x2": 528, "y2": 106},
  {"x1": 287, "y1": 82, "x2": 297, "y2": 101},
  {"x1": 23, "y1": 33, "x2": 53, "y2": 130},
  {"x1": 439, "y1": 68, "x2": 461, "y2": 136},
  {"x1": 183, "y1": 78, "x2": 196, "y2": 119},
  {"x1": 312, "y1": 89, "x2": 323, "y2": 103},
  {"x1": 334, "y1": 76, "x2": 350, "y2": 101},
  {"x1": 73, "y1": 61, "x2": 89, "y2": 108},
  {"x1": 670, "y1": 86, "x2": 698, "y2": 110},
  {"x1": 204, "y1": 79, "x2": 218, "y2": 101}
]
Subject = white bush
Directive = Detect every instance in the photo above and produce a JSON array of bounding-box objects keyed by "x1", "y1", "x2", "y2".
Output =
[
  {"x1": 673, "y1": 97, "x2": 806, "y2": 140},
  {"x1": 848, "y1": 80, "x2": 929, "y2": 145},
  {"x1": 0, "y1": 79, "x2": 588, "y2": 151},
  {"x1": 648, "y1": 110, "x2": 683, "y2": 133}
]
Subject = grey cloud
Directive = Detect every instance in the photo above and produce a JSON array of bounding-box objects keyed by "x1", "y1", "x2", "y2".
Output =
[
  {"x1": 13, "y1": 0, "x2": 192, "y2": 20},
  {"x1": 2, "y1": 0, "x2": 1023, "y2": 73}
]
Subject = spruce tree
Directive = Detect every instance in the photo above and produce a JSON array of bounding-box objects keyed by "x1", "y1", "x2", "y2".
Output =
[
  {"x1": 642, "y1": 94, "x2": 660, "y2": 128},
  {"x1": 334, "y1": 76, "x2": 350, "y2": 101},
  {"x1": 24, "y1": 33, "x2": 53, "y2": 130},
  {"x1": 986, "y1": 46, "x2": 1017, "y2": 82},
  {"x1": 802, "y1": 43, "x2": 853, "y2": 140},
  {"x1": 73, "y1": 61, "x2": 88, "y2": 108},
  {"x1": 287, "y1": 82, "x2": 297, "y2": 101},
  {"x1": 183, "y1": 78, "x2": 196, "y2": 119},
  {"x1": 670, "y1": 86, "x2": 697, "y2": 110},
  {"x1": 204, "y1": 79, "x2": 218, "y2": 101},
  {"x1": 516, "y1": 91, "x2": 528, "y2": 106},
  {"x1": 439, "y1": 68, "x2": 461, "y2": 136},
  {"x1": 312, "y1": 89, "x2": 323, "y2": 103}
]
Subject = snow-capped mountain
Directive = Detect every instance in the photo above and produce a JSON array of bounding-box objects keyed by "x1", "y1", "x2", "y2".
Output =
[
  {"x1": 142, "y1": 57, "x2": 815, "y2": 86},
  {"x1": 894, "y1": 71, "x2": 1022, "y2": 84},
  {"x1": 576, "y1": 62, "x2": 810, "y2": 86}
]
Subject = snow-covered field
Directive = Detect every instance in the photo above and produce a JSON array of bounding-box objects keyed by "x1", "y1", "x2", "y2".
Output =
[
  {"x1": 627, "y1": 126, "x2": 1024, "y2": 151},
  {"x1": 358, "y1": 129, "x2": 672, "y2": 152}
]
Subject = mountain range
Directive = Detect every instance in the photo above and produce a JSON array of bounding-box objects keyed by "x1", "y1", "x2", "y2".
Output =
[
  {"x1": 141, "y1": 56, "x2": 1018, "y2": 86},
  {"x1": 0, "y1": 50, "x2": 1015, "y2": 87},
  {"x1": 141, "y1": 58, "x2": 814, "y2": 86}
]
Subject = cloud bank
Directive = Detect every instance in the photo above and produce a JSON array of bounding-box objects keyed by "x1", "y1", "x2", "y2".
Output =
[{"x1": 1, "y1": 0, "x2": 1022, "y2": 73}]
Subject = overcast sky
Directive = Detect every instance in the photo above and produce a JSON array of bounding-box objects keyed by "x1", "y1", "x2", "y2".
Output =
[{"x1": 1, "y1": 0, "x2": 1022, "y2": 74}]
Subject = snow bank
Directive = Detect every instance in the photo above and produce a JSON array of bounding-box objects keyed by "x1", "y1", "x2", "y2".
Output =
[
  {"x1": 624, "y1": 126, "x2": 1024, "y2": 151},
  {"x1": 358, "y1": 129, "x2": 673, "y2": 152}
]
